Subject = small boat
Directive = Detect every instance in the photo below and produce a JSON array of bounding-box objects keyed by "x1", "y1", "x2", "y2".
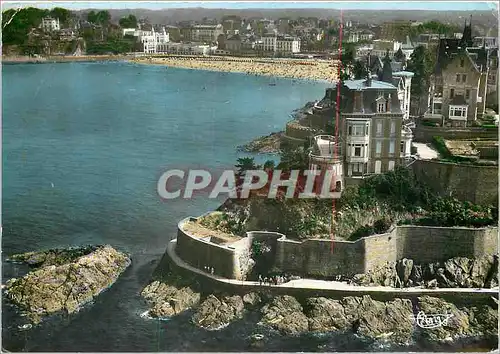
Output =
[{"x1": 268, "y1": 83, "x2": 276, "y2": 86}]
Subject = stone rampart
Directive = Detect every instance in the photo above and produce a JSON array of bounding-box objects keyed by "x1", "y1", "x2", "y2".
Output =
[
  {"x1": 176, "y1": 217, "x2": 498, "y2": 280},
  {"x1": 411, "y1": 159, "x2": 498, "y2": 205}
]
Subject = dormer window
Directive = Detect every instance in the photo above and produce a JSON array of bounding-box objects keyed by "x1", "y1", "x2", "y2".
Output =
[{"x1": 376, "y1": 96, "x2": 386, "y2": 113}]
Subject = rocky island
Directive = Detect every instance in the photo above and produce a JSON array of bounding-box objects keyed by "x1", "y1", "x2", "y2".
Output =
[{"x1": 4, "y1": 245, "x2": 131, "y2": 324}]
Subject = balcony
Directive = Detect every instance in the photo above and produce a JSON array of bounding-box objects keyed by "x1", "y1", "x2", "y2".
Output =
[
  {"x1": 346, "y1": 135, "x2": 370, "y2": 144},
  {"x1": 309, "y1": 135, "x2": 343, "y2": 165},
  {"x1": 433, "y1": 96, "x2": 443, "y2": 104},
  {"x1": 346, "y1": 155, "x2": 369, "y2": 163},
  {"x1": 308, "y1": 135, "x2": 344, "y2": 196},
  {"x1": 402, "y1": 126, "x2": 413, "y2": 139}
]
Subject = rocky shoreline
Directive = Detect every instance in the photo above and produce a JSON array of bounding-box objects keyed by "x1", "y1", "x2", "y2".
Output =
[
  {"x1": 142, "y1": 278, "x2": 498, "y2": 347},
  {"x1": 4, "y1": 245, "x2": 131, "y2": 323},
  {"x1": 351, "y1": 255, "x2": 499, "y2": 289},
  {"x1": 132, "y1": 56, "x2": 337, "y2": 81},
  {"x1": 238, "y1": 132, "x2": 284, "y2": 153},
  {"x1": 139, "y1": 254, "x2": 498, "y2": 349}
]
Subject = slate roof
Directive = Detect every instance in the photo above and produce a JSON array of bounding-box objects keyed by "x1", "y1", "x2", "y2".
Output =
[{"x1": 336, "y1": 79, "x2": 402, "y2": 115}]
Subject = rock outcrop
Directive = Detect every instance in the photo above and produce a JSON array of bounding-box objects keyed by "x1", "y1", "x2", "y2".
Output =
[
  {"x1": 141, "y1": 281, "x2": 200, "y2": 318},
  {"x1": 191, "y1": 295, "x2": 245, "y2": 330},
  {"x1": 238, "y1": 132, "x2": 283, "y2": 154},
  {"x1": 259, "y1": 295, "x2": 310, "y2": 335},
  {"x1": 256, "y1": 294, "x2": 497, "y2": 345},
  {"x1": 5, "y1": 245, "x2": 131, "y2": 323},
  {"x1": 352, "y1": 255, "x2": 499, "y2": 289}
]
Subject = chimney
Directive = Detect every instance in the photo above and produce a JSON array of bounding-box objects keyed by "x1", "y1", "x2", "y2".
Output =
[
  {"x1": 359, "y1": 90, "x2": 365, "y2": 112},
  {"x1": 354, "y1": 91, "x2": 361, "y2": 111}
]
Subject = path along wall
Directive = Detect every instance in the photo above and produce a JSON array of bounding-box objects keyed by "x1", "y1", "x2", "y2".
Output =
[
  {"x1": 176, "y1": 217, "x2": 498, "y2": 280},
  {"x1": 412, "y1": 125, "x2": 498, "y2": 143},
  {"x1": 411, "y1": 159, "x2": 498, "y2": 205}
]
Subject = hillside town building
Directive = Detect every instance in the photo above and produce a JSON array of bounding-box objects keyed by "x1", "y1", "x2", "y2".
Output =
[
  {"x1": 41, "y1": 17, "x2": 60, "y2": 32},
  {"x1": 424, "y1": 20, "x2": 496, "y2": 127},
  {"x1": 140, "y1": 27, "x2": 170, "y2": 54}
]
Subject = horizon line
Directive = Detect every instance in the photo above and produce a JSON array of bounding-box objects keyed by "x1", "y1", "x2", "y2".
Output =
[{"x1": 2, "y1": 1, "x2": 498, "y2": 12}]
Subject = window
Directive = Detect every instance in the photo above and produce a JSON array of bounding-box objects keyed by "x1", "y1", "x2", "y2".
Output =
[
  {"x1": 449, "y1": 106, "x2": 467, "y2": 117},
  {"x1": 400, "y1": 141, "x2": 405, "y2": 153},
  {"x1": 348, "y1": 126, "x2": 352, "y2": 135},
  {"x1": 389, "y1": 140, "x2": 395, "y2": 154},
  {"x1": 456, "y1": 74, "x2": 461, "y2": 83},
  {"x1": 365, "y1": 124, "x2": 369, "y2": 135},
  {"x1": 450, "y1": 89, "x2": 455, "y2": 99},
  {"x1": 390, "y1": 121, "x2": 396, "y2": 134},
  {"x1": 377, "y1": 103, "x2": 385, "y2": 113},
  {"x1": 462, "y1": 74, "x2": 466, "y2": 83},
  {"x1": 374, "y1": 160, "x2": 382, "y2": 174},
  {"x1": 376, "y1": 121, "x2": 383, "y2": 135},
  {"x1": 376, "y1": 141, "x2": 382, "y2": 154},
  {"x1": 460, "y1": 58, "x2": 465, "y2": 67},
  {"x1": 354, "y1": 147, "x2": 361, "y2": 157},
  {"x1": 388, "y1": 161, "x2": 395, "y2": 171},
  {"x1": 465, "y1": 89, "x2": 470, "y2": 100}
]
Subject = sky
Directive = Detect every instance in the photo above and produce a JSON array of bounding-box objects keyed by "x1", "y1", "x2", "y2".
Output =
[{"x1": 1, "y1": 1, "x2": 498, "y2": 11}]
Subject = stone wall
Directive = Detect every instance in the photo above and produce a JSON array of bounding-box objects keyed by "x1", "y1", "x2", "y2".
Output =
[
  {"x1": 175, "y1": 217, "x2": 498, "y2": 280},
  {"x1": 176, "y1": 218, "x2": 240, "y2": 279},
  {"x1": 275, "y1": 238, "x2": 365, "y2": 277},
  {"x1": 411, "y1": 159, "x2": 499, "y2": 205},
  {"x1": 413, "y1": 125, "x2": 498, "y2": 143},
  {"x1": 362, "y1": 228, "x2": 399, "y2": 271}
]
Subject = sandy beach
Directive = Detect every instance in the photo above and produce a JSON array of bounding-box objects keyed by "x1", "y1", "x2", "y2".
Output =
[{"x1": 132, "y1": 55, "x2": 339, "y2": 82}]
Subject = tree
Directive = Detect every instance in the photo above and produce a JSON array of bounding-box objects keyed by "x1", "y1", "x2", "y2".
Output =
[
  {"x1": 50, "y1": 7, "x2": 71, "y2": 25},
  {"x1": 119, "y1": 14, "x2": 137, "y2": 28},
  {"x1": 87, "y1": 10, "x2": 98, "y2": 24},
  {"x1": 278, "y1": 147, "x2": 310, "y2": 171},
  {"x1": 2, "y1": 7, "x2": 49, "y2": 46},
  {"x1": 407, "y1": 45, "x2": 436, "y2": 115},
  {"x1": 96, "y1": 10, "x2": 111, "y2": 25},
  {"x1": 352, "y1": 60, "x2": 368, "y2": 79},
  {"x1": 235, "y1": 157, "x2": 260, "y2": 178}
]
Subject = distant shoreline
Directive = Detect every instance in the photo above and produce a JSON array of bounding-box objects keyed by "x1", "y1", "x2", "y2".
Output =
[{"x1": 2, "y1": 55, "x2": 133, "y2": 64}]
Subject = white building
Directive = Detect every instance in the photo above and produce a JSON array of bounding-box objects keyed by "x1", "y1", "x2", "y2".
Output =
[
  {"x1": 473, "y1": 36, "x2": 498, "y2": 48},
  {"x1": 308, "y1": 135, "x2": 344, "y2": 198},
  {"x1": 123, "y1": 28, "x2": 138, "y2": 37},
  {"x1": 392, "y1": 71, "x2": 414, "y2": 120},
  {"x1": 41, "y1": 17, "x2": 60, "y2": 32},
  {"x1": 140, "y1": 27, "x2": 170, "y2": 54},
  {"x1": 191, "y1": 24, "x2": 224, "y2": 43},
  {"x1": 259, "y1": 34, "x2": 301, "y2": 54},
  {"x1": 155, "y1": 42, "x2": 214, "y2": 55}
]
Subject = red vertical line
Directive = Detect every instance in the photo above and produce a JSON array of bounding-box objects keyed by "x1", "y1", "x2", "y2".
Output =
[{"x1": 331, "y1": 9, "x2": 343, "y2": 254}]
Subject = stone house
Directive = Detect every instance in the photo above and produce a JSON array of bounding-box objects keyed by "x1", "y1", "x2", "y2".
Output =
[
  {"x1": 425, "y1": 21, "x2": 491, "y2": 127},
  {"x1": 225, "y1": 34, "x2": 242, "y2": 52},
  {"x1": 308, "y1": 74, "x2": 413, "y2": 183}
]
